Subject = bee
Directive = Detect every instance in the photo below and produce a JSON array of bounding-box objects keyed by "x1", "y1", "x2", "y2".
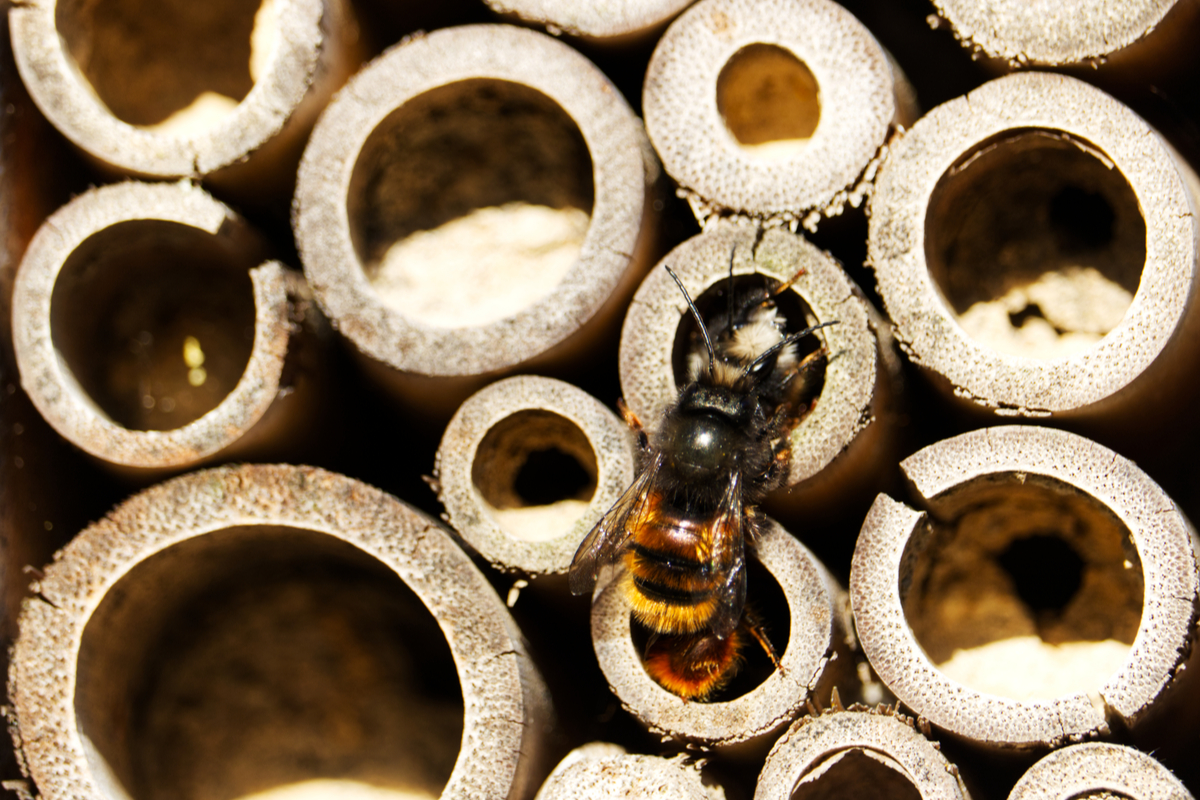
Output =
[{"x1": 569, "y1": 252, "x2": 836, "y2": 700}]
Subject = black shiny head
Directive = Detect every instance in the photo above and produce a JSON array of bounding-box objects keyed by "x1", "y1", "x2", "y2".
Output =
[{"x1": 657, "y1": 384, "x2": 754, "y2": 483}]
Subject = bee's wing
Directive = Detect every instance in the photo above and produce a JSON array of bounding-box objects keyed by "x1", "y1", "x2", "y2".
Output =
[
  {"x1": 707, "y1": 469, "x2": 747, "y2": 640},
  {"x1": 568, "y1": 451, "x2": 664, "y2": 596}
]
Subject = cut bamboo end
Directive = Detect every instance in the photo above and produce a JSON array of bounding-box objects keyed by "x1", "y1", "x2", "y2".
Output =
[
  {"x1": 1009, "y1": 743, "x2": 1193, "y2": 800},
  {"x1": 482, "y1": 0, "x2": 694, "y2": 39},
  {"x1": 534, "y1": 743, "x2": 721, "y2": 800},
  {"x1": 9, "y1": 0, "x2": 358, "y2": 201},
  {"x1": 12, "y1": 181, "x2": 322, "y2": 472},
  {"x1": 619, "y1": 223, "x2": 879, "y2": 493},
  {"x1": 8, "y1": 464, "x2": 551, "y2": 800},
  {"x1": 435, "y1": 375, "x2": 637, "y2": 575},
  {"x1": 755, "y1": 708, "x2": 971, "y2": 800},
  {"x1": 590, "y1": 518, "x2": 851, "y2": 749},
  {"x1": 868, "y1": 72, "x2": 1200, "y2": 427},
  {"x1": 849, "y1": 425, "x2": 1200, "y2": 749},
  {"x1": 294, "y1": 24, "x2": 658, "y2": 407},
  {"x1": 642, "y1": 0, "x2": 911, "y2": 227}
]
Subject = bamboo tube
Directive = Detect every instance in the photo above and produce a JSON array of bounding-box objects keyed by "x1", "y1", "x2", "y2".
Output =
[
  {"x1": 642, "y1": 0, "x2": 916, "y2": 228},
  {"x1": 755, "y1": 707, "x2": 971, "y2": 800},
  {"x1": 618, "y1": 222, "x2": 890, "y2": 521},
  {"x1": 1008, "y1": 743, "x2": 1193, "y2": 800},
  {"x1": 9, "y1": 0, "x2": 360, "y2": 207},
  {"x1": 294, "y1": 23, "x2": 659, "y2": 420},
  {"x1": 11, "y1": 181, "x2": 327, "y2": 474},
  {"x1": 850, "y1": 425, "x2": 1200, "y2": 750},
  {"x1": 436, "y1": 376, "x2": 637, "y2": 576},
  {"x1": 867, "y1": 72, "x2": 1200, "y2": 455},
  {"x1": 7, "y1": 463, "x2": 552, "y2": 800},
  {"x1": 534, "y1": 743, "x2": 722, "y2": 800},
  {"x1": 589, "y1": 518, "x2": 855, "y2": 750},
  {"x1": 482, "y1": 0, "x2": 694, "y2": 40}
]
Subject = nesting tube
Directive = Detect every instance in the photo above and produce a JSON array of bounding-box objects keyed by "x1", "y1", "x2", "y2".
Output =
[
  {"x1": 850, "y1": 425, "x2": 1200, "y2": 750},
  {"x1": 590, "y1": 518, "x2": 854, "y2": 750},
  {"x1": 436, "y1": 376, "x2": 637, "y2": 576},
  {"x1": 642, "y1": 0, "x2": 916, "y2": 228},
  {"x1": 755, "y1": 708, "x2": 971, "y2": 800},
  {"x1": 9, "y1": 0, "x2": 359, "y2": 205},
  {"x1": 868, "y1": 72, "x2": 1200, "y2": 452},
  {"x1": 481, "y1": 0, "x2": 695, "y2": 40},
  {"x1": 534, "y1": 743, "x2": 721, "y2": 800},
  {"x1": 12, "y1": 181, "x2": 325, "y2": 474},
  {"x1": 619, "y1": 222, "x2": 888, "y2": 521},
  {"x1": 8, "y1": 463, "x2": 551, "y2": 800},
  {"x1": 1008, "y1": 743, "x2": 1193, "y2": 800},
  {"x1": 294, "y1": 24, "x2": 659, "y2": 419}
]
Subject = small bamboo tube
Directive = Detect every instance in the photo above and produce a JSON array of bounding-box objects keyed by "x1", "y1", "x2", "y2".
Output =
[
  {"x1": 1008, "y1": 743, "x2": 1193, "y2": 800},
  {"x1": 867, "y1": 72, "x2": 1200, "y2": 451},
  {"x1": 850, "y1": 425, "x2": 1200, "y2": 750},
  {"x1": 294, "y1": 23, "x2": 659, "y2": 420},
  {"x1": 8, "y1": 463, "x2": 552, "y2": 800},
  {"x1": 534, "y1": 743, "x2": 722, "y2": 800},
  {"x1": 590, "y1": 518, "x2": 855, "y2": 750},
  {"x1": 9, "y1": 0, "x2": 360, "y2": 206},
  {"x1": 642, "y1": 0, "x2": 917, "y2": 228},
  {"x1": 755, "y1": 707, "x2": 971, "y2": 800},
  {"x1": 482, "y1": 0, "x2": 695, "y2": 40},
  {"x1": 11, "y1": 181, "x2": 326, "y2": 473},
  {"x1": 618, "y1": 222, "x2": 888, "y2": 519},
  {"x1": 435, "y1": 375, "x2": 637, "y2": 575}
]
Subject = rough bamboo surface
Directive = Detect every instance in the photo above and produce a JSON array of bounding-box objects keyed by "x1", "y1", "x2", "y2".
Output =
[
  {"x1": 7, "y1": 464, "x2": 552, "y2": 800},
  {"x1": 435, "y1": 375, "x2": 637, "y2": 575},
  {"x1": 867, "y1": 72, "x2": 1200, "y2": 443},
  {"x1": 850, "y1": 425, "x2": 1200, "y2": 750},
  {"x1": 643, "y1": 0, "x2": 915, "y2": 227},
  {"x1": 755, "y1": 708, "x2": 971, "y2": 800},
  {"x1": 534, "y1": 743, "x2": 724, "y2": 800},
  {"x1": 590, "y1": 518, "x2": 854, "y2": 749},
  {"x1": 11, "y1": 181, "x2": 325, "y2": 472},
  {"x1": 294, "y1": 23, "x2": 659, "y2": 418},
  {"x1": 9, "y1": 0, "x2": 360, "y2": 203},
  {"x1": 482, "y1": 0, "x2": 695, "y2": 39},
  {"x1": 1008, "y1": 743, "x2": 1194, "y2": 800}
]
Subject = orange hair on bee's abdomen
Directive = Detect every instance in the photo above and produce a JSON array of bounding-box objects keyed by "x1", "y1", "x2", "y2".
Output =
[{"x1": 642, "y1": 629, "x2": 745, "y2": 700}]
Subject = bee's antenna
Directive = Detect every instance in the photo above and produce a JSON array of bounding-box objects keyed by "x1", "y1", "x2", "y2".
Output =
[
  {"x1": 743, "y1": 320, "x2": 839, "y2": 379},
  {"x1": 726, "y1": 245, "x2": 736, "y2": 328},
  {"x1": 666, "y1": 266, "x2": 717, "y2": 378}
]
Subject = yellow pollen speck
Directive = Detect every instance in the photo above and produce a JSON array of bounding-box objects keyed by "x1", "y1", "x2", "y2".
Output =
[
  {"x1": 183, "y1": 336, "x2": 206, "y2": 368},
  {"x1": 188, "y1": 367, "x2": 208, "y2": 387}
]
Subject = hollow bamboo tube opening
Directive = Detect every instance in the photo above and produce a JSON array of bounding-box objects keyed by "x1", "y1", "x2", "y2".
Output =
[
  {"x1": 11, "y1": 181, "x2": 312, "y2": 471},
  {"x1": 436, "y1": 375, "x2": 637, "y2": 575},
  {"x1": 850, "y1": 426, "x2": 1200, "y2": 748},
  {"x1": 590, "y1": 518, "x2": 852, "y2": 749},
  {"x1": 642, "y1": 0, "x2": 911, "y2": 226},
  {"x1": 295, "y1": 24, "x2": 657, "y2": 408},
  {"x1": 755, "y1": 710, "x2": 970, "y2": 800},
  {"x1": 535, "y1": 744, "x2": 720, "y2": 800},
  {"x1": 1008, "y1": 743, "x2": 1193, "y2": 800},
  {"x1": 482, "y1": 0, "x2": 695, "y2": 40},
  {"x1": 9, "y1": 464, "x2": 551, "y2": 800},
  {"x1": 868, "y1": 72, "x2": 1200, "y2": 422}
]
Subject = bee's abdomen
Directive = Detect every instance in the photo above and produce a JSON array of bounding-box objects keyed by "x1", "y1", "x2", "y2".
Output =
[{"x1": 622, "y1": 518, "x2": 720, "y2": 635}]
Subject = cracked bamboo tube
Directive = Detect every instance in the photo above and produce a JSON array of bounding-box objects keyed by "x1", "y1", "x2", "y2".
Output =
[
  {"x1": 294, "y1": 23, "x2": 659, "y2": 420},
  {"x1": 11, "y1": 181, "x2": 326, "y2": 474},
  {"x1": 590, "y1": 518, "x2": 855, "y2": 751},
  {"x1": 482, "y1": 0, "x2": 694, "y2": 41},
  {"x1": 618, "y1": 222, "x2": 891, "y2": 522},
  {"x1": 8, "y1": 464, "x2": 552, "y2": 800},
  {"x1": 534, "y1": 743, "x2": 722, "y2": 800},
  {"x1": 435, "y1": 375, "x2": 637, "y2": 576},
  {"x1": 867, "y1": 72, "x2": 1200, "y2": 453},
  {"x1": 850, "y1": 425, "x2": 1200, "y2": 751},
  {"x1": 755, "y1": 708, "x2": 971, "y2": 800},
  {"x1": 9, "y1": 0, "x2": 360, "y2": 207},
  {"x1": 642, "y1": 0, "x2": 917, "y2": 228},
  {"x1": 1008, "y1": 743, "x2": 1193, "y2": 800}
]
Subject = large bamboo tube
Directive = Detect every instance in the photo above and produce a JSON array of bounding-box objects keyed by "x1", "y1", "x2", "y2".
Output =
[
  {"x1": 294, "y1": 23, "x2": 659, "y2": 420},
  {"x1": 642, "y1": 0, "x2": 916, "y2": 228},
  {"x1": 850, "y1": 425, "x2": 1200, "y2": 751},
  {"x1": 482, "y1": 0, "x2": 695, "y2": 40},
  {"x1": 9, "y1": 0, "x2": 360, "y2": 207},
  {"x1": 589, "y1": 518, "x2": 855, "y2": 751},
  {"x1": 867, "y1": 72, "x2": 1200, "y2": 457},
  {"x1": 435, "y1": 376, "x2": 637, "y2": 576},
  {"x1": 534, "y1": 743, "x2": 722, "y2": 800},
  {"x1": 11, "y1": 181, "x2": 327, "y2": 474},
  {"x1": 755, "y1": 708, "x2": 971, "y2": 800},
  {"x1": 8, "y1": 464, "x2": 552, "y2": 800},
  {"x1": 1008, "y1": 743, "x2": 1193, "y2": 800}
]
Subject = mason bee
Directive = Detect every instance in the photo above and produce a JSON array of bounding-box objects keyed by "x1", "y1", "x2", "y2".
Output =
[{"x1": 569, "y1": 253, "x2": 835, "y2": 700}]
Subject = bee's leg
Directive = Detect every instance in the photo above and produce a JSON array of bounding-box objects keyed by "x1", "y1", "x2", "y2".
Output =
[
  {"x1": 741, "y1": 607, "x2": 784, "y2": 675},
  {"x1": 770, "y1": 267, "x2": 809, "y2": 299},
  {"x1": 617, "y1": 398, "x2": 651, "y2": 451}
]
